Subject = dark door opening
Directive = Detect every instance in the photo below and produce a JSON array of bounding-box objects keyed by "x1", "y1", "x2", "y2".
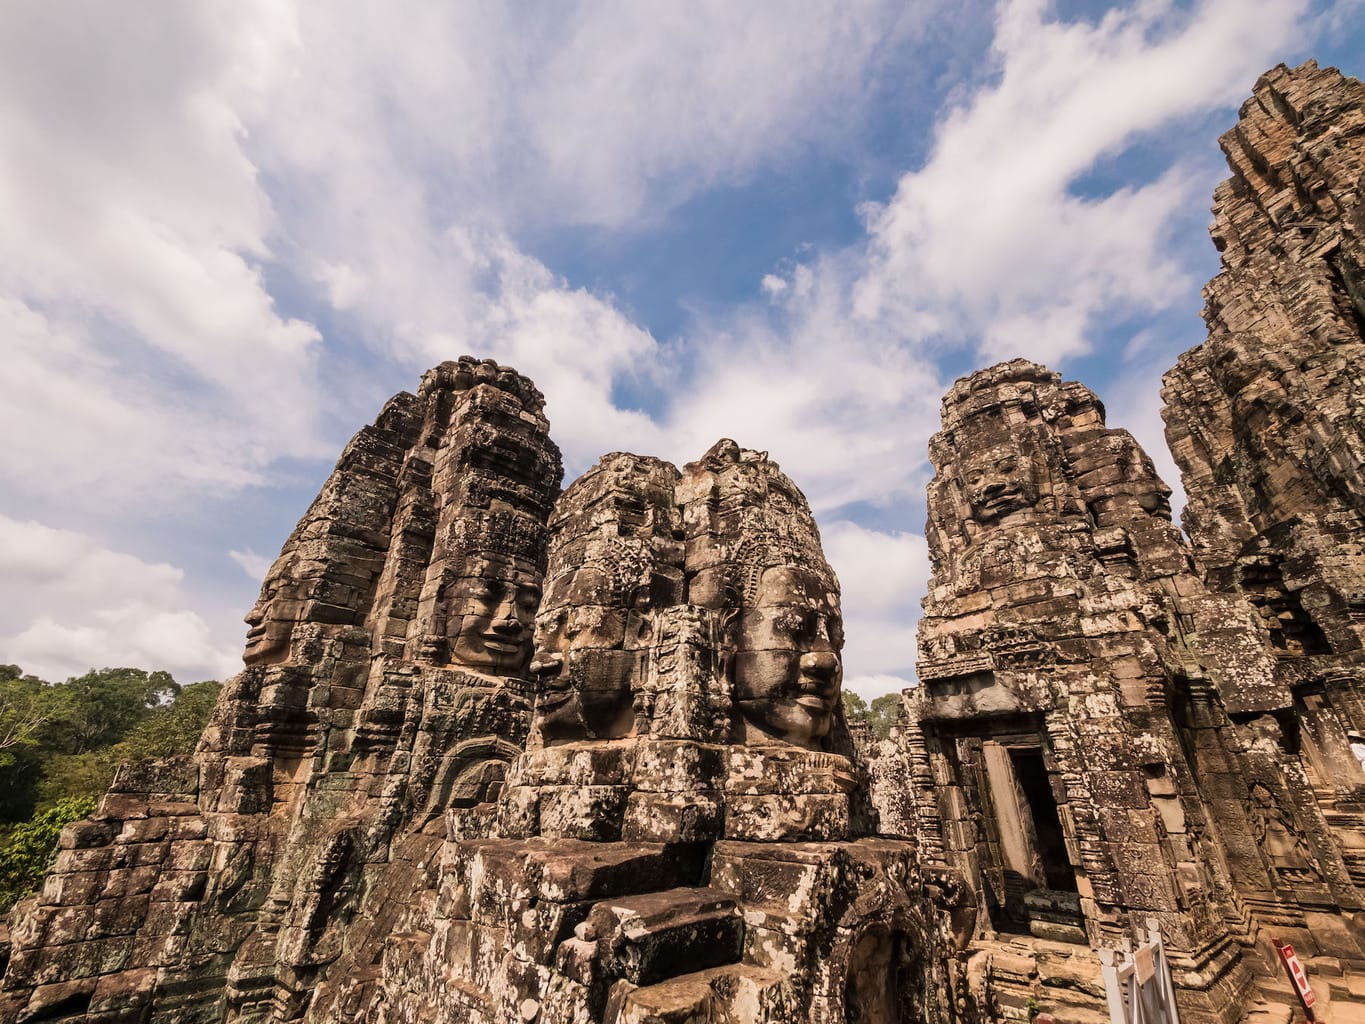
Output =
[{"x1": 1010, "y1": 749, "x2": 1077, "y2": 893}]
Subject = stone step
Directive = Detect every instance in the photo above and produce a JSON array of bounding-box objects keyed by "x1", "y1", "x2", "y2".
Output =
[
  {"x1": 607, "y1": 963, "x2": 785, "y2": 1024},
  {"x1": 1241, "y1": 1002, "x2": 1294, "y2": 1024},
  {"x1": 582, "y1": 887, "x2": 744, "y2": 986}
]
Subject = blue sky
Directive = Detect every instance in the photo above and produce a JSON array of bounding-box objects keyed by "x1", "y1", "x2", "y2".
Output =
[{"x1": 2, "y1": 0, "x2": 1363, "y2": 697}]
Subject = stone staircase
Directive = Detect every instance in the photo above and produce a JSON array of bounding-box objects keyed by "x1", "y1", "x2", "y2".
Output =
[{"x1": 551, "y1": 884, "x2": 780, "y2": 1023}]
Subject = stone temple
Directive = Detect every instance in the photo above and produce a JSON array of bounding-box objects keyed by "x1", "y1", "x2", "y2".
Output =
[{"x1": 2, "y1": 58, "x2": 1365, "y2": 1023}]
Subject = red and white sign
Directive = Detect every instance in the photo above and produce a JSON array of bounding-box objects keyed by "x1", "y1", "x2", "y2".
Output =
[{"x1": 1276, "y1": 941, "x2": 1317, "y2": 1010}]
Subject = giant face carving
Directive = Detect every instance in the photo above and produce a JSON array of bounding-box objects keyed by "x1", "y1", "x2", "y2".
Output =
[
  {"x1": 530, "y1": 565, "x2": 637, "y2": 745},
  {"x1": 446, "y1": 554, "x2": 542, "y2": 675},
  {"x1": 961, "y1": 442, "x2": 1038, "y2": 524},
  {"x1": 732, "y1": 566, "x2": 844, "y2": 749},
  {"x1": 243, "y1": 559, "x2": 310, "y2": 666}
]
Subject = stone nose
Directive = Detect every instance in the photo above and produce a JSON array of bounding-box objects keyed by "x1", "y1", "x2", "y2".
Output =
[
  {"x1": 490, "y1": 594, "x2": 525, "y2": 633},
  {"x1": 800, "y1": 650, "x2": 839, "y2": 683},
  {"x1": 529, "y1": 652, "x2": 563, "y2": 677}
]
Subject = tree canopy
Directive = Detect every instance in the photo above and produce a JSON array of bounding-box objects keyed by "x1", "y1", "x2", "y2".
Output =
[
  {"x1": 841, "y1": 689, "x2": 905, "y2": 740},
  {"x1": 0, "y1": 666, "x2": 220, "y2": 911}
]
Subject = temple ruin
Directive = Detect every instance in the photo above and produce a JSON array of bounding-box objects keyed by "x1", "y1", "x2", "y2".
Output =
[{"x1": 3, "y1": 58, "x2": 1365, "y2": 1023}]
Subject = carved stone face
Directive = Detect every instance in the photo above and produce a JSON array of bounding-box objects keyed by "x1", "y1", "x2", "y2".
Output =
[
  {"x1": 530, "y1": 565, "x2": 636, "y2": 744},
  {"x1": 446, "y1": 556, "x2": 542, "y2": 675},
  {"x1": 243, "y1": 561, "x2": 308, "y2": 666},
  {"x1": 733, "y1": 566, "x2": 843, "y2": 749},
  {"x1": 961, "y1": 443, "x2": 1038, "y2": 523}
]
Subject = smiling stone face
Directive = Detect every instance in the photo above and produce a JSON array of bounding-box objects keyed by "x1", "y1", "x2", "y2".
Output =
[
  {"x1": 962, "y1": 442, "x2": 1039, "y2": 524},
  {"x1": 732, "y1": 565, "x2": 844, "y2": 749},
  {"x1": 242, "y1": 554, "x2": 316, "y2": 667},
  {"x1": 529, "y1": 564, "x2": 637, "y2": 744},
  {"x1": 445, "y1": 554, "x2": 542, "y2": 675}
]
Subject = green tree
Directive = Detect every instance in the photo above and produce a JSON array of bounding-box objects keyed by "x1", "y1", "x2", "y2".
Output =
[
  {"x1": 0, "y1": 667, "x2": 63, "y2": 768},
  {"x1": 0, "y1": 667, "x2": 60, "y2": 821},
  {"x1": 867, "y1": 693, "x2": 904, "y2": 740},
  {"x1": 121, "y1": 679, "x2": 220, "y2": 758},
  {"x1": 43, "y1": 668, "x2": 179, "y2": 755},
  {"x1": 39, "y1": 681, "x2": 220, "y2": 806},
  {"x1": 842, "y1": 691, "x2": 870, "y2": 726},
  {"x1": 0, "y1": 796, "x2": 96, "y2": 911}
]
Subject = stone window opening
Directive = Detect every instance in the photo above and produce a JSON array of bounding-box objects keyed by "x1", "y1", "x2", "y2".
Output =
[
  {"x1": 1239, "y1": 553, "x2": 1331, "y2": 656},
  {"x1": 1011, "y1": 749, "x2": 1077, "y2": 894}
]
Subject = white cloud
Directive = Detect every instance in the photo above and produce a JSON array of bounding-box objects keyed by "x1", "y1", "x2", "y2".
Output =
[
  {"x1": 0, "y1": 2, "x2": 327, "y2": 513},
  {"x1": 760, "y1": 274, "x2": 788, "y2": 298},
  {"x1": 228, "y1": 1, "x2": 951, "y2": 475},
  {"x1": 0, "y1": 515, "x2": 240, "y2": 683},
  {"x1": 850, "y1": 0, "x2": 1309, "y2": 365},
  {"x1": 823, "y1": 520, "x2": 927, "y2": 696},
  {"x1": 228, "y1": 549, "x2": 273, "y2": 582},
  {"x1": 658, "y1": 259, "x2": 946, "y2": 513},
  {"x1": 659, "y1": 0, "x2": 1319, "y2": 519},
  {"x1": 520, "y1": 2, "x2": 930, "y2": 226}
]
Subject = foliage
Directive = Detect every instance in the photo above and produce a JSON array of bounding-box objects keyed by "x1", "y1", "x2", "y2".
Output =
[
  {"x1": 0, "y1": 664, "x2": 221, "y2": 909},
  {"x1": 0, "y1": 667, "x2": 63, "y2": 820},
  {"x1": 868, "y1": 693, "x2": 904, "y2": 740},
  {"x1": 841, "y1": 690, "x2": 904, "y2": 740},
  {"x1": 41, "y1": 667, "x2": 179, "y2": 755},
  {"x1": 842, "y1": 691, "x2": 869, "y2": 720},
  {"x1": 0, "y1": 666, "x2": 63, "y2": 767},
  {"x1": 39, "y1": 681, "x2": 222, "y2": 805},
  {"x1": 0, "y1": 796, "x2": 97, "y2": 911}
]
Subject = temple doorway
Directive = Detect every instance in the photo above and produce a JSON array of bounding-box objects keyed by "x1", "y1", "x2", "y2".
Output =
[{"x1": 980, "y1": 739, "x2": 1080, "y2": 937}]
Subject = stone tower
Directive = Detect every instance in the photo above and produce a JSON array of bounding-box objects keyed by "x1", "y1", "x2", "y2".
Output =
[
  {"x1": 313, "y1": 441, "x2": 939, "y2": 1024},
  {"x1": 1, "y1": 357, "x2": 563, "y2": 1023},
  {"x1": 891, "y1": 60, "x2": 1365, "y2": 1022},
  {"x1": 1164, "y1": 61, "x2": 1365, "y2": 907},
  {"x1": 901, "y1": 361, "x2": 1265, "y2": 1022}
]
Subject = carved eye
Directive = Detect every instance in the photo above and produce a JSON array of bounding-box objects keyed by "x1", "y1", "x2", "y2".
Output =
[
  {"x1": 463, "y1": 580, "x2": 493, "y2": 599},
  {"x1": 538, "y1": 608, "x2": 567, "y2": 634},
  {"x1": 469, "y1": 580, "x2": 503, "y2": 604},
  {"x1": 517, "y1": 586, "x2": 541, "y2": 612},
  {"x1": 997, "y1": 458, "x2": 1016, "y2": 473}
]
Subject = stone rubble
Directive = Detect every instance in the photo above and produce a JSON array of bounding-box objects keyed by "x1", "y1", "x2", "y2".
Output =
[{"x1": 3, "y1": 58, "x2": 1365, "y2": 1024}]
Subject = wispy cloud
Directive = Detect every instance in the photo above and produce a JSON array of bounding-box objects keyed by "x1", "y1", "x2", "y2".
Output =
[
  {"x1": 228, "y1": 549, "x2": 272, "y2": 582},
  {"x1": 0, "y1": 0, "x2": 1347, "y2": 691},
  {"x1": 0, "y1": 3, "x2": 325, "y2": 512},
  {"x1": 850, "y1": 0, "x2": 1309, "y2": 365},
  {"x1": 0, "y1": 515, "x2": 240, "y2": 683}
]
